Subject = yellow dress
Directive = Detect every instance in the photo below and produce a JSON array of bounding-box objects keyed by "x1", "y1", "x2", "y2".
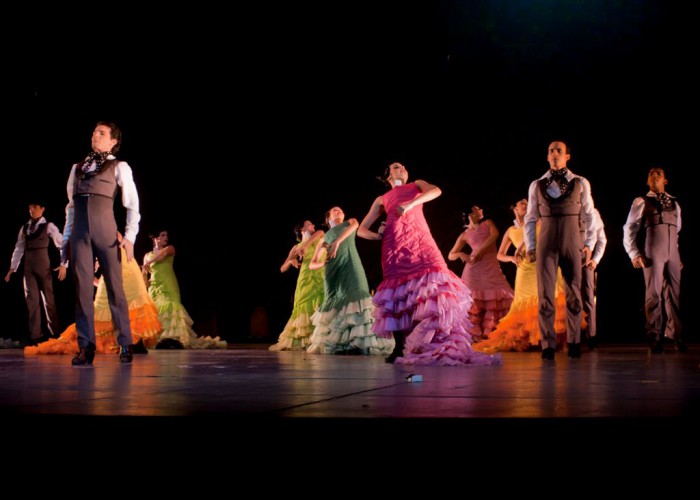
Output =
[
  {"x1": 474, "y1": 225, "x2": 573, "y2": 353},
  {"x1": 25, "y1": 249, "x2": 162, "y2": 355}
]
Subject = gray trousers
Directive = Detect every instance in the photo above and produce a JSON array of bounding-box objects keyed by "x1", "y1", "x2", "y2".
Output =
[
  {"x1": 643, "y1": 257, "x2": 682, "y2": 341},
  {"x1": 23, "y1": 249, "x2": 60, "y2": 339},
  {"x1": 537, "y1": 216, "x2": 583, "y2": 348},
  {"x1": 71, "y1": 195, "x2": 132, "y2": 348}
]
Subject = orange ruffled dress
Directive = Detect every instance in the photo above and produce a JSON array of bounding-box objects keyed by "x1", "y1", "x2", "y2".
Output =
[{"x1": 25, "y1": 249, "x2": 162, "y2": 355}]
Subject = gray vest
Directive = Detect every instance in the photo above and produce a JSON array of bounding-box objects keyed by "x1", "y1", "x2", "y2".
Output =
[
  {"x1": 642, "y1": 196, "x2": 679, "y2": 228},
  {"x1": 24, "y1": 222, "x2": 49, "y2": 250},
  {"x1": 641, "y1": 196, "x2": 679, "y2": 256},
  {"x1": 73, "y1": 160, "x2": 118, "y2": 199},
  {"x1": 537, "y1": 177, "x2": 583, "y2": 217}
]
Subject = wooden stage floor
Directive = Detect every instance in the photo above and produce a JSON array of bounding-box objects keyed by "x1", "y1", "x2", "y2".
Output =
[
  {"x1": 3, "y1": 344, "x2": 699, "y2": 416},
  {"x1": 3, "y1": 344, "x2": 700, "y2": 454}
]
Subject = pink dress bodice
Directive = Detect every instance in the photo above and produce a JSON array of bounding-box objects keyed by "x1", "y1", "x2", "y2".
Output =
[{"x1": 379, "y1": 183, "x2": 447, "y2": 287}]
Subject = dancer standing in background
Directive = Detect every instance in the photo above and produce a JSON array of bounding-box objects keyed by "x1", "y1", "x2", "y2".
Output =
[
  {"x1": 448, "y1": 204, "x2": 513, "y2": 342},
  {"x1": 143, "y1": 230, "x2": 226, "y2": 349},
  {"x1": 270, "y1": 220, "x2": 325, "y2": 351},
  {"x1": 623, "y1": 167, "x2": 685, "y2": 353},
  {"x1": 306, "y1": 207, "x2": 393, "y2": 355},
  {"x1": 5, "y1": 201, "x2": 62, "y2": 345}
]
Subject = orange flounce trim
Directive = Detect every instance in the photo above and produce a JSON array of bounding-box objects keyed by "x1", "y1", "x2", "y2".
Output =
[
  {"x1": 474, "y1": 293, "x2": 587, "y2": 353},
  {"x1": 24, "y1": 303, "x2": 162, "y2": 355}
]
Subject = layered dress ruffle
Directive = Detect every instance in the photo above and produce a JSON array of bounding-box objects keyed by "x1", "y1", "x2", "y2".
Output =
[
  {"x1": 270, "y1": 239, "x2": 325, "y2": 351},
  {"x1": 373, "y1": 184, "x2": 500, "y2": 366},
  {"x1": 307, "y1": 222, "x2": 394, "y2": 355},
  {"x1": 308, "y1": 296, "x2": 391, "y2": 354},
  {"x1": 467, "y1": 289, "x2": 516, "y2": 339},
  {"x1": 472, "y1": 276, "x2": 568, "y2": 353},
  {"x1": 25, "y1": 249, "x2": 162, "y2": 355},
  {"x1": 460, "y1": 223, "x2": 514, "y2": 340},
  {"x1": 147, "y1": 252, "x2": 226, "y2": 349}
]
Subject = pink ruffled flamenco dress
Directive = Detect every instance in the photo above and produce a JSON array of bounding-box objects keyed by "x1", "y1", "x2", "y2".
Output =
[{"x1": 372, "y1": 183, "x2": 501, "y2": 366}]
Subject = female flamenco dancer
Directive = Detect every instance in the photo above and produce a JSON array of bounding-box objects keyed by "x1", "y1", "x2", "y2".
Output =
[
  {"x1": 269, "y1": 220, "x2": 325, "y2": 351},
  {"x1": 357, "y1": 162, "x2": 500, "y2": 366},
  {"x1": 143, "y1": 230, "x2": 226, "y2": 349},
  {"x1": 306, "y1": 207, "x2": 394, "y2": 355},
  {"x1": 447, "y1": 204, "x2": 514, "y2": 342}
]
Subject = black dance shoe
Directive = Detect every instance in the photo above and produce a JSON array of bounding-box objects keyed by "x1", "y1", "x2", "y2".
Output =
[
  {"x1": 119, "y1": 345, "x2": 134, "y2": 364},
  {"x1": 72, "y1": 344, "x2": 96, "y2": 366},
  {"x1": 567, "y1": 343, "x2": 581, "y2": 358},
  {"x1": 541, "y1": 347, "x2": 555, "y2": 360},
  {"x1": 385, "y1": 353, "x2": 399, "y2": 363},
  {"x1": 385, "y1": 333, "x2": 405, "y2": 363}
]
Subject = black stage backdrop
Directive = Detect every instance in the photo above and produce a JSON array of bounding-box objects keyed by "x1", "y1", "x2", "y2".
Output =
[{"x1": 2, "y1": 2, "x2": 695, "y2": 344}]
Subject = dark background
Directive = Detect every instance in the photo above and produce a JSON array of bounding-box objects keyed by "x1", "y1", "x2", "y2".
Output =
[{"x1": 2, "y1": 1, "x2": 695, "y2": 345}]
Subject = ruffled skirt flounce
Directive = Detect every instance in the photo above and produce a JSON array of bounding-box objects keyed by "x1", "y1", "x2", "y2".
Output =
[
  {"x1": 373, "y1": 271, "x2": 501, "y2": 366},
  {"x1": 269, "y1": 312, "x2": 315, "y2": 351},
  {"x1": 307, "y1": 297, "x2": 394, "y2": 355},
  {"x1": 156, "y1": 301, "x2": 226, "y2": 350},
  {"x1": 465, "y1": 287, "x2": 514, "y2": 340},
  {"x1": 24, "y1": 302, "x2": 163, "y2": 355},
  {"x1": 473, "y1": 293, "x2": 574, "y2": 353}
]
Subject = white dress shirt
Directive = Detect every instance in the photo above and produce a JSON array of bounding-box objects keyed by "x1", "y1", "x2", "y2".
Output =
[{"x1": 8, "y1": 217, "x2": 63, "y2": 272}]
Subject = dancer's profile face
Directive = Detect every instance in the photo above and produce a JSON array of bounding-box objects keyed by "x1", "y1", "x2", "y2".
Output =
[
  {"x1": 155, "y1": 231, "x2": 169, "y2": 246},
  {"x1": 328, "y1": 207, "x2": 345, "y2": 224},
  {"x1": 387, "y1": 163, "x2": 409, "y2": 184}
]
